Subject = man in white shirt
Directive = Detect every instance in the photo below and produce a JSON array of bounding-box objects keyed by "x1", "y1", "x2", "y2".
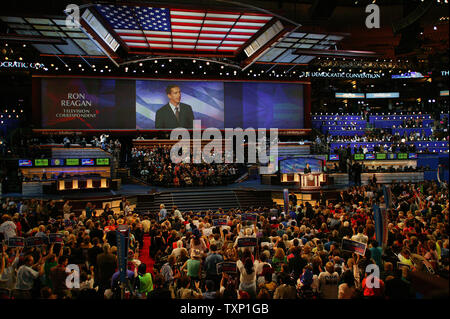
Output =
[
  {"x1": 173, "y1": 207, "x2": 184, "y2": 222},
  {"x1": 0, "y1": 215, "x2": 17, "y2": 240},
  {"x1": 13, "y1": 254, "x2": 45, "y2": 299},
  {"x1": 351, "y1": 226, "x2": 369, "y2": 244}
]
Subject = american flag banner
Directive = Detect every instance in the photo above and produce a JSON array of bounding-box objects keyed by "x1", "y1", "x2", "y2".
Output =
[{"x1": 95, "y1": 4, "x2": 273, "y2": 52}]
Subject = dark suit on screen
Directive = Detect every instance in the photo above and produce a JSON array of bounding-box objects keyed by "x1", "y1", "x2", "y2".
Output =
[{"x1": 154, "y1": 102, "x2": 194, "y2": 129}]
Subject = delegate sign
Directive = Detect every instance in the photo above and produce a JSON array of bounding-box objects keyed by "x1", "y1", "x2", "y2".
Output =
[
  {"x1": 341, "y1": 239, "x2": 367, "y2": 256},
  {"x1": 213, "y1": 219, "x2": 228, "y2": 226},
  {"x1": 216, "y1": 262, "x2": 237, "y2": 274},
  {"x1": 237, "y1": 237, "x2": 258, "y2": 247}
]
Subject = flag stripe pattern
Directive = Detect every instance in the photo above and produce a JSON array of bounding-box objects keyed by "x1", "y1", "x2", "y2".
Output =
[{"x1": 95, "y1": 4, "x2": 272, "y2": 52}]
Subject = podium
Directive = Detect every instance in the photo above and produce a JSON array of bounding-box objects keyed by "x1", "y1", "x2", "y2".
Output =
[{"x1": 300, "y1": 173, "x2": 325, "y2": 190}]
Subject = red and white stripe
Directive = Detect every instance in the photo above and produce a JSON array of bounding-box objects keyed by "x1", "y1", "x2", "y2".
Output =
[{"x1": 115, "y1": 9, "x2": 272, "y2": 52}]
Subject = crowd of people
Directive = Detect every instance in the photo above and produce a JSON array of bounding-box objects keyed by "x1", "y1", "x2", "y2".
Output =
[
  {"x1": 331, "y1": 142, "x2": 418, "y2": 155},
  {"x1": 328, "y1": 129, "x2": 447, "y2": 144},
  {"x1": 0, "y1": 180, "x2": 448, "y2": 299},
  {"x1": 393, "y1": 118, "x2": 431, "y2": 129},
  {"x1": 311, "y1": 112, "x2": 449, "y2": 157},
  {"x1": 130, "y1": 146, "x2": 242, "y2": 187}
]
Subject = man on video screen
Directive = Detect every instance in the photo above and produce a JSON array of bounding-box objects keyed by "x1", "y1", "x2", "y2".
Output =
[{"x1": 155, "y1": 85, "x2": 195, "y2": 129}]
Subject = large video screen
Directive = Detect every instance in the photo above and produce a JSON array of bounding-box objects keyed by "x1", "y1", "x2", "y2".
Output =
[
  {"x1": 40, "y1": 78, "x2": 304, "y2": 130},
  {"x1": 136, "y1": 80, "x2": 224, "y2": 129},
  {"x1": 41, "y1": 78, "x2": 136, "y2": 129},
  {"x1": 224, "y1": 82, "x2": 303, "y2": 129}
]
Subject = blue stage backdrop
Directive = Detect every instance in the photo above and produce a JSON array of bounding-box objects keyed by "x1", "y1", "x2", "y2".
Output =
[
  {"x1": 280, "y1": 156, "x2": 325, "y2": 174},
  {"x1": 136, "y1": 80, "x2": 225, "y2": 129},
  {"x1": 224, "y1": 82, "x2": 304, "y2": 129}
]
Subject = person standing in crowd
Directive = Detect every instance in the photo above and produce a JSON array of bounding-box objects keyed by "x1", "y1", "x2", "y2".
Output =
[
  {"x1": 96, "y1": 243, "x2": 117, "y2": 296},
  {"x1": 159, "y1": 204, "x2": 167, "y2": 223},
  {"x1": 0, "y1": 215, "x2": 17, "y2": 240},
  {"x1": 318, "y1": 262, "x2": 340, "y2": 299},
  {"x1": 204, "y1": 244, "x2": 223, "y2": 289},
  {"x1": 13, "y1": 254, "x2": 45, "y2": 299},
  {"x1": 63, "y1": 201, "x2": 72, "y2": 221}
]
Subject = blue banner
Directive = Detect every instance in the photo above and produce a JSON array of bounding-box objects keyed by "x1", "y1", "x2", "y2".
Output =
[
  {"x1": 283, "y1": 189, "x2": 289, "y2": 215},
  {"x1": 383, "y1": 185, "x2": 392, "y2": 209},
  {"x1": 116, "y1": 225, "x2": 130, "y2": 283},
  {"x1": 373, "y1": 204, "x2": 383, "y2": 247}
]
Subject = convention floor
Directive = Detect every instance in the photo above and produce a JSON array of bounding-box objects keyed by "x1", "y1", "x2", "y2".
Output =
[{"x1": 1, "y1": 178, "x2": 346, "y2": 200}]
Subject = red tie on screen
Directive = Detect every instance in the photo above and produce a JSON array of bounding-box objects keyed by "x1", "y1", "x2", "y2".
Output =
[{"x1": 175, "y1": 106, "x2": 180, "y2": 123}]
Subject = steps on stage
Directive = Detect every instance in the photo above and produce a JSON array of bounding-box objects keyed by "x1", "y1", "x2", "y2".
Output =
[
  {"x1": 135, "y1": 189, "x2": 275, "y2": 214},
  {"x1": 234, "y1": 190, "x2": 274, "y2": 209}
]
